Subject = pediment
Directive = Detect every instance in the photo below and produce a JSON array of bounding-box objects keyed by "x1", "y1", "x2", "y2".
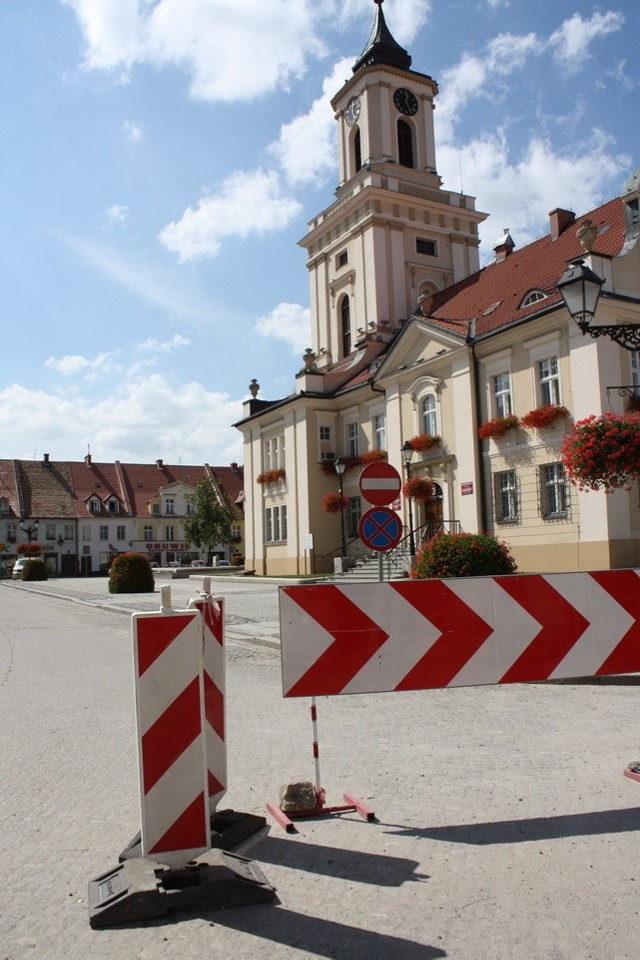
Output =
[{"x1": 373, "y1": 317, "x2": 464, "y2": 382}]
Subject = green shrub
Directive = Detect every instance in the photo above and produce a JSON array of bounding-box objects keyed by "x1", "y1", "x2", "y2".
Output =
[
  {"x1": 413, "y1": 533, "x2": 517, "y2": 579},
  {"x1": 109, "y1": 552, "x2": 155, "y2": 594},
  {"x1": 22, "y1": 558, "x2": 47, "y2": 581}
]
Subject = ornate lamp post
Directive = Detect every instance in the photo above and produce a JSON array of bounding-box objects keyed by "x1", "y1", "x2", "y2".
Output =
[
  {"x1": 333, "y1": 457, "x2": 347, "y2": 562},
  {"x1": 19, "y1": 517, "x2": 40, "y2": 555},
  {"x1": 557, "y1": 259, "x2": 640, "y2": 351},
  {"x1": 401, "y1": 441, "x2": 416, "y2": 558}
]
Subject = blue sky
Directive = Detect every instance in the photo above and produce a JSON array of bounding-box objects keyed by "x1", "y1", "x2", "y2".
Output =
[{"x1": 1, "y1": 0, "x2": 638, "y2": 465}]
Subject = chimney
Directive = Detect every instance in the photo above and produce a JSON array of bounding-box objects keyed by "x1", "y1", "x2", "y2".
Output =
[
  {"x1": 156, "y1": 458, "x2": 164, "y2": 470},
  {"x1": 549, "y1": 208, "x2": 575, "y2": 241},
  {"x1": 230, "y1": 462, "x2": 238, "y2": 471},
  {"x1": 85, "y1": 453, "x2": 92, "y2": 467},
  {"x1": 493, "y1": 229, "x2": 515, "y2": 263},
  {"x1": 42, "y1": 453, "x2": 50, "y2": 467}
]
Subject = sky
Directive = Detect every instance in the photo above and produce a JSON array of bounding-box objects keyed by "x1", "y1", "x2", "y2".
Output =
[{"x1": 1, "y1": 0, "x2": 638, "y2": 466}]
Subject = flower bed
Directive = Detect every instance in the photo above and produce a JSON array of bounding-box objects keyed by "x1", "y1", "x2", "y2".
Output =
[
  {"x1": 561, "y1": 412, "x2": 640, "y2": 491},
  {"x1": 322, "y1": 492, "x2": 348, "y2": 513},
  {"x1": 412, "y1": 533, "x2": 517, "y2": 579},
  {"x1": 402, "y1": 476, "x2": 435, "y2": 500},
  {"x1": 478, "y1": 414, "x2": 519, "y2": 439},
  {"x1": 520, "y1": 405, "x2": 569, "y2": 430}
]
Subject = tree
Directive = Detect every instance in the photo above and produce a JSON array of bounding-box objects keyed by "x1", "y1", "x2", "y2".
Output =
[{"x1": 183, "y1": 478, "x2": 235, "y2": 557}]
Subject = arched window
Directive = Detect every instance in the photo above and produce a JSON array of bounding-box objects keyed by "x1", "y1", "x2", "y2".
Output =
[
  {"x1": 398, "y1": 120, "x2": 414, "y2": 168},
  {"x1": 340, "y1": 295, "x2": 351, "y2": 357},
  {"x1": 421, "y1": 394, "x2": 437, "y2": 435},
  {"x1": 520, "y1": 290, "x2": 548, "y2": 308},
  {"x1": 354, "y1": 129, "x2": 362, "y2": 173}
]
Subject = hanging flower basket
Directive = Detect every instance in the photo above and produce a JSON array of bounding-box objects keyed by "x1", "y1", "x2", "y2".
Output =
[
  {"x1": 520, "y1": 405, "x2": 570, "y2": 430},
  {"x1": 360, "y1": 449, "x2": 388, "y2": 463},
  {"x1": 402, "y1": 476, "x2": 435, "y2": 501},
  {"x1": 561, "y1": 412, "x2": 640, "y2": 491},
  {"x1": 408, "y1": 434, "x2": 441, "y2": 452},
  {"x1": 256, "y1": 468, "x2": 286, "y2": 486},
  {"x1": 478, "y1": 414, "x2": 519, "y2": 439},
  {"x1": 322, "y1": 492, "x2": 348, "y2": 513}
]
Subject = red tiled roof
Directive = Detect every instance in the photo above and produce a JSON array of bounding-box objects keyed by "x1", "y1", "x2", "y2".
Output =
[{"x1": 428, "y1": 197, "x2": 627, "y2": 338}]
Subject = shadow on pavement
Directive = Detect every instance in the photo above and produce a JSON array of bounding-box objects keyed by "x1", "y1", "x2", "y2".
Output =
[
  {"x1": 215, "y1": 905, "x2": 447, "y2": 959},
  {"x1": 384, "y1": 805, "x2": 640, "y2": 845},
  {"x1": 254, "y1": 834, "x2": 429, "y2": 886}
]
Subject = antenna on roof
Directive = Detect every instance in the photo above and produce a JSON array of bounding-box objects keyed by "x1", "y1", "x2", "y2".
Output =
[{"x1": 457, "y1": 149, "x2": 464, "y2": 194}]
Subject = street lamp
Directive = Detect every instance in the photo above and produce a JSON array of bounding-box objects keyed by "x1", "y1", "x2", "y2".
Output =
[
  {"x1": 19, "y1": 517, "x2": 40, "y2": 556},
  {"x1": 333, "y1": 457, "x2": 348, "y2": 562},
  {"x1": 557, "y1": 258, "x2": 640, "y2": 351},
  {"x1": 401, "y1": 441, "x2": 416, "y2": 558}
]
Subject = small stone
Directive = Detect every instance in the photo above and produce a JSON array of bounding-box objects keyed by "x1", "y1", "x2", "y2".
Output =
[{"x1": 279, "y1": 780, "x2": 317, "y2": 812}]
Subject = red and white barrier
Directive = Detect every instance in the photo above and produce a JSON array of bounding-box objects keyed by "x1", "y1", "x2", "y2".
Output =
[
  {"x1": 190, "y1": 585, "x2": 227, "y2": 814},
  {"x1": 132, "y1": 589, "x2": 210, "y2": 868},
  {"x1": 279, "y1": 570, "x2": 640, "y2": 697}
]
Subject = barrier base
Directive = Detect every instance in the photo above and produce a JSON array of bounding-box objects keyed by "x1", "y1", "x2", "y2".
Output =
[
  {"x1": 624, "y1": 762, "x2": 640, "y2": 783},
  {"x1": 118, "y1": 809, "x2": 267, "y2": 862},
  {"x1": 88, "y1": 851, "x2": 276, "y2": 928},
  {"x1": 267, "y1": 791, "x2": 375, "y2": 832}
]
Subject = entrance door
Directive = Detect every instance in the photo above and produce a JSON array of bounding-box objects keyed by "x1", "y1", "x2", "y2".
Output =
[
  {"x1": 61, "y1": 555, "x2": 77, "y2": 577},
  {"x1": 417, "y1": 482, "x2": 444, "y2": 545}
]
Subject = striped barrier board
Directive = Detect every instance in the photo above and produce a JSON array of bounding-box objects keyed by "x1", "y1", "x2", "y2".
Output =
[
  {"x1": 279, "y1": 570, "x2": 640, "y2": 697},
  {"x1": 132, "y1": 604, "x2": 210, "y2": 868},
  {"x1": 190, "y1": 595, "x2": 227, "y2": 813}
]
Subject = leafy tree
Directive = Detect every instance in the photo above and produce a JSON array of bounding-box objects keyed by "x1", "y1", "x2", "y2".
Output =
[{"x1": 183, "y1": 478, "x2": 235, "y2": 557}]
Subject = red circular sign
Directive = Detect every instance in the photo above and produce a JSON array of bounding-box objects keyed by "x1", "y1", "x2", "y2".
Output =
[
  {"x1": 358, "y1": 507, "x2": 403, "y2": 552},
  {"x1": 359, "y1": 461, "x2": 402, "y2": 506}
]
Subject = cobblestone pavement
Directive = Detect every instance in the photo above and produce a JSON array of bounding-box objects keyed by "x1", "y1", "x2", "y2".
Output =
[{"x1": 2, "y1": 582, "x2": 640, "y2": 959}]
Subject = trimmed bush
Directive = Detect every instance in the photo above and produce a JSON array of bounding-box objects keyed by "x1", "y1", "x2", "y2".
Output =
[
  {"x1": 413, "y1": 532, "x2": 517, "y2": 579},
  {"x1": 22, "y1": 558, "x2": 47, "y2": 581},
  {"x1": 109, "y1": 552, "x2": 155, "y2": 594}
]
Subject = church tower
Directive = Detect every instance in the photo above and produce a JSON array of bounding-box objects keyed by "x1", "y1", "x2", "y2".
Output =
[{"x1": 299, "y1": 0, "x2": 486, "y2": 368}]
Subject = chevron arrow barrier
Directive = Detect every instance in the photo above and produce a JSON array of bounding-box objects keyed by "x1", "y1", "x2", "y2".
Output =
[{"x1": 279, "y1": 570, "x2": 640, "y2": 697}]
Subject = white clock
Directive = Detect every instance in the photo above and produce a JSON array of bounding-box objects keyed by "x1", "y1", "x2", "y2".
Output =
[{"x1": 345, "y1": 96, "x2": 361, "y2": 127}]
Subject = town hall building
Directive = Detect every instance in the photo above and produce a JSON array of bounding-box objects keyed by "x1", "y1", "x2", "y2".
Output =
[{"x1": 236, "y1": 0, "x2": 640, "y2": 577}]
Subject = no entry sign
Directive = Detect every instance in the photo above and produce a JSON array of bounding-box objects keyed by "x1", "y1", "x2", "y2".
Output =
[
  {"x1": 358, "y1": 507, "x2": 403, "y2": 552},
  {"x1": 359, "y1": 461, "x2": 402, "y2": 506}
]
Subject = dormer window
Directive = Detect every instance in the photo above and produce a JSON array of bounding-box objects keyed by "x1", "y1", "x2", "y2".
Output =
[
  {"x1": 520, "y1": 290, "x2": 548, "y2": 308},
  {"x1": 107, "y1": 498, "x2": 119, "y2": 515},
  {"x1": 0, "y1": 498, "x2": 9, "y2": 515},
  {"x1": 88, "y1": 498, "x2": 100, "y2": 514}
]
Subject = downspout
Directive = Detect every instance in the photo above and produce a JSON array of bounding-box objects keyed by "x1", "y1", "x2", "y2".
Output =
[{"x1": 468, "y1": 321, "x2": 489, "y2": 534}]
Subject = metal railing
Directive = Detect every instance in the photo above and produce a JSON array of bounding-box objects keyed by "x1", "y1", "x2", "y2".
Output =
[{"x1": 315, "y1": 518, "x2": 462, "y2": 580}]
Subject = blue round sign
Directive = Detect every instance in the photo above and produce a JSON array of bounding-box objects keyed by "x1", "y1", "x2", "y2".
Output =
[{"x1": 358, "y1": 507, "x2": 403, "y2": 552}]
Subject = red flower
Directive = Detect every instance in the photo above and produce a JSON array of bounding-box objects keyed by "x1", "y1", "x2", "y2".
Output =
[
  {"x1": 402, "y1": 476, "x2": 435, "y2": 500},
  {"x1": 562, "y1": 413, "x2": 640, "y2": 491},
  {"x1": 408, "y1": 433, "x2": 441, "y2": 452},
  {"x1": 520, "y1": 405, "x2": 570, "y2": 430},
  {"x1": 478, "y1": 414, "x2": 519, "y2": 439},
  {"x1": 322, "y1": 492, "x2": 348, "y2": 513}
]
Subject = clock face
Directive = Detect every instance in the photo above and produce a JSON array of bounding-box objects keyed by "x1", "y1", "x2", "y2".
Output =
[
  {"x1": 345, "y1": 96, "x2": 361, "y2": 127},
  {"x1": 394, "y1": 87, "x2": 418, "y2": 117}
]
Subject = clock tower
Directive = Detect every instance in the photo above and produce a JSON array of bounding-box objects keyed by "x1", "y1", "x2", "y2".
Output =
[{"x1": 299, "y1": 0, "x2": 486, "y2": 366}]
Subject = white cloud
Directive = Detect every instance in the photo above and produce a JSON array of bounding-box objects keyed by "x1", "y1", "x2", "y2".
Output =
[
  {"x1": 54, "y1": 230, "x2": 221, "y2": 324},
  {"x1": 44, "y1": 351, "x2": 115, "y2": 376},
  {"x1": 254, "y1": 302, "x2": 311, "y2": 356},
  {"x1": 483, "y1": 0, "x2": 510, "y2": 9},
  {"x1": 105, "y1": 203, "x2": 130, "y2": 227},
  {"x1": 158, "y1": 169, "x2": 302, "y2": 260},
  {"x1": 123, "y1": 119, "x2": 142, "y2": 141},
  {"x1": 438, "y1": 129, "x2": 630, "y2": 258},
  {"x1": 137, "y1": 334, "x2": 191, "y2": 352},
  {"x1": 549, "y1": 11, "x2": 624, "y2": 74},
  {"x1": 0, "y1": 375, "x2": 244, "y2": 464},
  {"x1": 64, "y1": 0, "x2": 326, "y2": 102},
  {"x1": 270, "y1": 58, "x2": 352, "y2": 187}
]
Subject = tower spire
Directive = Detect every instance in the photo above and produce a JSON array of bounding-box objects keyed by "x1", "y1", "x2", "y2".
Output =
[{"x1": 352, "y1": 0, "x2": 412, "y2": 75}]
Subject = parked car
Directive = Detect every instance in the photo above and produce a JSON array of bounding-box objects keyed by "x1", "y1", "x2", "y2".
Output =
[
  {"x1": 12, "y1": 558, "x2": 27, "y2": 580},
  {"x1": 216, "y1": 560, "x2": 231, "y2": 568},
  {"x1": 148, "y1": 561, "x2": 159, "y2": 569},
  {"x1": 190, "y1": 560, "x2": 206, "y2": 567}
]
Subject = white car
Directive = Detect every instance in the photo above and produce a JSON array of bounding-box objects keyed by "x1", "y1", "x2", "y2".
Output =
[{"x1": 12, "y1": 558, "x2": 27, "y2": 580}]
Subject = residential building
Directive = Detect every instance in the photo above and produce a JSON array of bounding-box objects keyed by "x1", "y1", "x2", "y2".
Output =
[
  {"x1": 235, "y1": 0, "x2": 640, "y2": 576},
  {"x1": 0, "y1": 456, "x2": 244, "y2": 576}
]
